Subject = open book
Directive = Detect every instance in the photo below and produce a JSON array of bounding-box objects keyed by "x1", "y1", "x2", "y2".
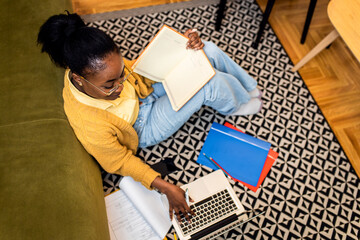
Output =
[
  {"x1": 132, "y1": 25, "x2": 216, "y2": 111},
  {"x1": 105, "y1": 176, "x2": 172, "y2": 240}
]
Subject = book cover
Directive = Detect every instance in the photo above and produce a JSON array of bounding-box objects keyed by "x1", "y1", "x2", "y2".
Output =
[
  {"x1": 224, "y1": 122, "x2": 278, "y2": 192},
  {"x1": 197, "y1": 122, "x2": 271, "y2": 187}
]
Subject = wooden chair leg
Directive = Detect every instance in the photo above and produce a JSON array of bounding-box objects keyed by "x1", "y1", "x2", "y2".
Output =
[
  {"x1": 292, "y1": 29, "x2": 339, "y2": 72},
  {"x1": 215, "y1": 0, "x2": 227, "y2": 31},
  {"x1": 252, "y1": 0, "x2": 276, "y2": 49}
]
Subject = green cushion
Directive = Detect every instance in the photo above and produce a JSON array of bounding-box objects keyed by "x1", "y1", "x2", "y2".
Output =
[
  {"x1": 0, "y1": 70, "x2": 66, "y2": 126},
  {"x1": 0, "y1": 0, "x2": 72, "y2": 75},
  {"x1": 0, "y1": 120, "x2": 110, "y2": 240},
  {"x1": 0, "y1": 0, "x2": 71, "y2": 125},
  {"x1": 0, "y1": 0, "x2": 111, "y2": 239}
]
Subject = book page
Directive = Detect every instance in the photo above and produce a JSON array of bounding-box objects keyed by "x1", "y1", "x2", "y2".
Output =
[
  {"x1": 163, "y1": 49, "x2": 216, "y2": 111},
  {"x1": 133, "y1": 26, "x2": 188, "y2": 81},
  {"x1": 119, "y1": 176, "x2": 172, "y2": 238},
  {"x1": 105, "y1": 190, "x2": 160, "y2": 240}
]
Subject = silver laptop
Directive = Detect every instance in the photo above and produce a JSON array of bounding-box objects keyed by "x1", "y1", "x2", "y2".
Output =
[{"x1": 172, "y1": 170, "x2": 249, "y2": 240}]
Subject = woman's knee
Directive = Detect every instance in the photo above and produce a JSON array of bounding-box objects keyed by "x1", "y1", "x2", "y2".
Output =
[
  {"x1": 203, "y1": 41, "x2": 222, "y2": 57},
  {"x1": 152, "y1": 82, "x2": 166, "y2": 97}
]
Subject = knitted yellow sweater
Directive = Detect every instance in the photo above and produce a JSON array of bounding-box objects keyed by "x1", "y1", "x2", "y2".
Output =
[{"x1": 63, "y1": 59, "x2": 160, "y2": 189}]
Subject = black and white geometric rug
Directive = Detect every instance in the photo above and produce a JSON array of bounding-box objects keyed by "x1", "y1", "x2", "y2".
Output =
[{"x1": 87, "y1": 0, "x2": 360, "y2": 239}]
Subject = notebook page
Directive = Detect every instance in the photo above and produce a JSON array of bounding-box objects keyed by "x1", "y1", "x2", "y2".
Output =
[
  {"x1": 133, "y1": 26, "x2": 188, "y2": 81},
  {"x1": 105, "y1": 190, "x2": 160, "y2": 240},
  {"x1": 119, "y1": 176, "x2": 172, "y2": 239},
  {"x1": 164, "y1": 49, "x2": 215, "y2": 111}
]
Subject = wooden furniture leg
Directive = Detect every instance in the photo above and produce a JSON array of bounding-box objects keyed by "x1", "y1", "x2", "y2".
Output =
[{"x1": 292, "y1": 29, "x2": 339, "y2": 72}]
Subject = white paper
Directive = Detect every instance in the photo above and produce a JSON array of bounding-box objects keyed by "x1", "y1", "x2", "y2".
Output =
[
  {"x1": 119, "y1": 176, "x2": 172, "y2": 238},
  {"x1": 105, "y1": 190, "x2": 160, "y2": 240},
  {"x1": 164, "y1": 50, "x2": 216, "y2": 110},
  {"x1": 132, "y1": 25, "x2": 215, "y2": 111},
  {"x1": 105, "y1": 176, "x2": 172, "y2": 240},
  {"x1": 133, "y1": 26, "x2": 188, "y2": 81}
]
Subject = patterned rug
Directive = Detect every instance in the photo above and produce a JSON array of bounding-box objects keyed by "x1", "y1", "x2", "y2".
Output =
[{"x1": 87, "y1": 0, "x2": 360, "y2": 239}]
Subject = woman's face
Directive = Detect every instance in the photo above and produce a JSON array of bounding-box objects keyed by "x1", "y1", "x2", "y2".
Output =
[{"x1": 75, "y1": 51, "x2": 126, "y2": 100}]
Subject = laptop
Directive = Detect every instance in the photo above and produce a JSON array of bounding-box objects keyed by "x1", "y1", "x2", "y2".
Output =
[{"x1": 172, "y1": 170, "x2": 249, "y2": 240}]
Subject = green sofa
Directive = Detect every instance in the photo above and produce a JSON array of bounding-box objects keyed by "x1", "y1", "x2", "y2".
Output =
[{"x1": 0, "y1": 0, "x2": 110, "y2": 239}]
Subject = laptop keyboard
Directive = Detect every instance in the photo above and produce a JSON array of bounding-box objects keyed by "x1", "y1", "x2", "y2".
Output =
[{"x1": 178, "y1": 189, "x2": 237, "y2": 236}]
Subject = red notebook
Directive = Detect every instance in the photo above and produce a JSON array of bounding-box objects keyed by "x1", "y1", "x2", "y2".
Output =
[{"x1": 224, "y1": 122, "x2": 278, "y2": 192}]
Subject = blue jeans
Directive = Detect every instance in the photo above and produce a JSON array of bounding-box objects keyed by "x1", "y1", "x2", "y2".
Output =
[{"x1": 133, "y1": 41, "x2": 257, "y2": 148}]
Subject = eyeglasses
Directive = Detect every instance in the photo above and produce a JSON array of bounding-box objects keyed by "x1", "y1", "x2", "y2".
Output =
[{"x1": 80, "y1": 65, "x2": 133, "y2": 96}]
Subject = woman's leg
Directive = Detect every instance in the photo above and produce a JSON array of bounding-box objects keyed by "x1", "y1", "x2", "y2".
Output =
[
  {"x1": 134, "y1": 41, "x2": 262, "y2": 147},
  {"x1": 202, "y1": 41, "x2": 262, "y2": 111},
  {"x1": 135, "y1": 70, "x2": 258, "y2": 148},
  {"x1": 202, "y1": 41, "x2": 258, "y2": 92}
]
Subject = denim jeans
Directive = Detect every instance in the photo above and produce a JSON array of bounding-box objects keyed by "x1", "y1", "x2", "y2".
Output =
[{"x1": 133, "y1": 41, "x2": 257, "y2": 148}]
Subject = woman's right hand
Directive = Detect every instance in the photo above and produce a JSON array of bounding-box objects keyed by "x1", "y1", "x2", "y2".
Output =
[
  {"x1": 184, "y1": 28, "x2": 204, "y2": 50},
  {"x1": 151, "y1": 177, "x2": 195, "y2": 222}
]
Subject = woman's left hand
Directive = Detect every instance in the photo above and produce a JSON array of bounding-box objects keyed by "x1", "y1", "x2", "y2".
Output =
[{"x1": 184, "y1": 29, "x2": 204, "y2": 50}]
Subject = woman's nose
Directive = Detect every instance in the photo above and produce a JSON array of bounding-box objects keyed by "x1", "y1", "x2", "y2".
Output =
[{"x1": 114, "y1": 82, "x2": 124, "y2": 93}]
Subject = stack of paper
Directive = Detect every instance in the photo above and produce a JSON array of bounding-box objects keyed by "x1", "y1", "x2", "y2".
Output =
[{"x1": 105, "y1": 177, "x2": 172, "y2": 240}]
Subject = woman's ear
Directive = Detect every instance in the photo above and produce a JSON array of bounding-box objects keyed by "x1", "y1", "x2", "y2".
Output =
[{"x1": 71, "y1": 72, "x2": 83, "y2": 86}]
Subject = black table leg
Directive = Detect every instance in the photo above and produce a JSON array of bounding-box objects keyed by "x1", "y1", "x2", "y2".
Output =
[
  {"x1": 252, "y1": 0, "x2": 275, "y2": 49},
  {"x1": 215, "y1": 0, "x2": 227, "y2": 31},
  {"x1": 301, "y1": 0, "x2": 317, "y2": 44}
]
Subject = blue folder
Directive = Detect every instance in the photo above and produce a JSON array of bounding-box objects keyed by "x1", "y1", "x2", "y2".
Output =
[{"x1": 197, "y1": 122, "x2": 271, "y2": 187}]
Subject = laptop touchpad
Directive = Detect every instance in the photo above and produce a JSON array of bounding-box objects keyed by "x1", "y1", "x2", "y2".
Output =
[{"x1": 182, "y1": 175, "x2": 225, "y2": 202}]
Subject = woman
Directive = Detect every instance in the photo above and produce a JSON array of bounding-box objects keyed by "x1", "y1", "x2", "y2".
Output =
[{"x1": 37, "y1": 12, "x2": 262, "y2": 222}]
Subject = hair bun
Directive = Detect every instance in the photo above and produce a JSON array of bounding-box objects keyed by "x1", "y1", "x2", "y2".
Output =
[
  {"x1": 38, "y1": 11, "x2": 117, "y2": 74},
  {"x1": 37, "y1": 12, "x2": 86, "y2": 68},
  {"x1": 63, "y1": 12, "x2": 86, "y2": 37},
  {"x1": 64, "y1": 24, "x2": 80, "y2": 37}
]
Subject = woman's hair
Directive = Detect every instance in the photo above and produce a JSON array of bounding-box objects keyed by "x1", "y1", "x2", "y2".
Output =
[{"x1": 37, "y1": 11, "x2": 119, "y2": 76}]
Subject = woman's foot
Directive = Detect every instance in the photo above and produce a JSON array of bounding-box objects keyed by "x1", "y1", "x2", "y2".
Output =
[
  {"x1": 231, "y1": 98, "x2": 263, "y2": 116},
  {"x1": 249, "y1": 88, "x2": 262, "y2": 99}
]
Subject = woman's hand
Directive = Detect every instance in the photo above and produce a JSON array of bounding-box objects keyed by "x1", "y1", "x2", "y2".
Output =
[
  {"x1": 151, "y1": 177, "x2": 195, "y2": 222},
  {"x1": 184, "y1": 29, "x2": 204, "y2": 50}
]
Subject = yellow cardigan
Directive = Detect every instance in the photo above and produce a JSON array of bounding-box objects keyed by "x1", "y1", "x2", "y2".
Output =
[{"x1": 62, "y1": 59, "x2": 160, "y2": 189}]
